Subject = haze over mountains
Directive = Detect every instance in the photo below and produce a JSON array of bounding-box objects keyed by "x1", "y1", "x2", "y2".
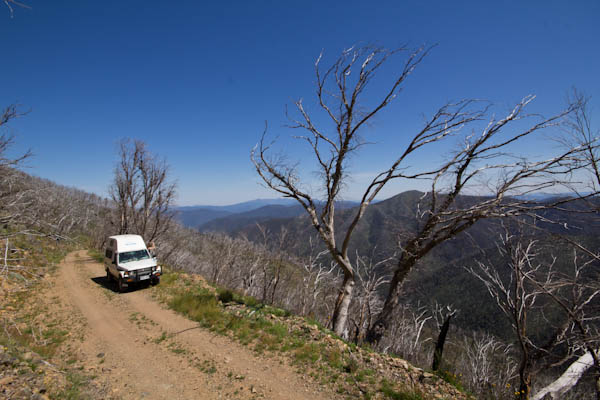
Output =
[
  {"x1": 175, "y1": 192, "x2": 576, "y2": 234},
  {"x1": 174, "y1": 198, "x2": 296, "y2": 229},
  {"x1": 175, "y1": 198, "x2": 359, "y2": 233}
]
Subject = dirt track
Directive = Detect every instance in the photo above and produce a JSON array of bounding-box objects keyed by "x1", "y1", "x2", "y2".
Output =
[{"x1": 55, "y1": 250, "x2": 335, "y2": 400}]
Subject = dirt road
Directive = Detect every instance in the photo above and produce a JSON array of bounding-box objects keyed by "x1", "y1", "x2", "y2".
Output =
[{"x1": 55, "y1": 250, "x2": 335, "y2": 400}]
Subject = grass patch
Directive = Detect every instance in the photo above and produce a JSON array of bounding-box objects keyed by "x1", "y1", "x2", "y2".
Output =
[
  {"x1": 321, "y1": 348, "x2": 343, "y2": 370},
  {"x1": 160, "y1": 270, "x2": 179, "y2": 286},
  {"x1": 54, "y1": 371, "x2": 90, "y2": 400},
  {"x1": 167, "y1": 285, "x2": 318, "y2": 362},
  {"x1": 154, "y1": 331, "x2": 169, "y2": 344},
  {"x1": 129, "y1": 312, "x2": 140, "y2": 322},
  {"x1": 343, "y1": 356, "x2": 359, "y2": 374},
  {"x1": 434, "y1": 369, "x2": 466, "y2": 393},
  {"x1": 168, "y1": 345, "x2": 186, "y2": 355},
  {"x1": 155, "y1": 268, "x2": 461, "y2": 400},
  {"x1": 265, "y1": 322, "x2": 288, "y2": 339},
  {"x1": 0, "y1": 298, "x2": 70, "y2": 360},
  {"x1": 241, "y1": 295, "x2": 259, "y2": 308},
  {"x1": 294, "y1": 343, "x2": 321, "y2": 365},
  {"x1": 380, "y1": 379, "x2": 424, "y2": 400},
  {"x1": 169, "y1": 289, "x2": 226, "y2": 329},
  {"x1": 355, "y1": 368, "x2": 376, "y2": 384},
  {"x1": 87, "y1": 249, "x2": 104, "y2": 263}
]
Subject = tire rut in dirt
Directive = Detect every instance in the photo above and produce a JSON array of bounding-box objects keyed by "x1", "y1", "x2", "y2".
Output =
[{"x1": 58, "y1": 252, "x2": 210, "y2": 400}]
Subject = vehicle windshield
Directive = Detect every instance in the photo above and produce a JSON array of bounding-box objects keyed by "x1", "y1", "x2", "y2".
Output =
[{"x1": 118, "y1": 249, "x2": 150, "y2": 263}]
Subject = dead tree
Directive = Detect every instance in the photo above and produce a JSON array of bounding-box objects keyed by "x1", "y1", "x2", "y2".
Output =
[
  {"x1": 467, "y1": 229, "x2": 550, "y2": 399},
  {"x1": 0, "y1": 105, "x2": 32, "y2": 234},
  {"x1": 349, "y1": 249, "x2": 393, "y2": 343},
  {"x1": 252, "y1": 44, "x2": 491, "y2": 337},
  {"x1": 298, "y1": 236, "x2": 335, "y2": 316},
  {"x1": 457, "y1": 332, "x2": 517, "y2": 399},
  {"x1": 468, "y1": 221, "x2": 600, "y2": 400},
  {"x1": 255, "y1": 224, "x2": 291, "y2": 304},
  {"x1": 253, "y1": 44, "x2": 587, "y2": 339},
  {"x1": 379, "y1": 302, "x2": 432, "y2": 365},
  {"x1": 109, "y1": 139, "x2": 176, "y2": 243},
  {"x1": 528, "y1": 247, "x2": 600, "y2": 400},
  {"x1": 365, "y1": 95, "x2": 588, "y2": 345},
  {"x1": 431, "y1": 303, "x2": 458, "y2": 372},
  {"x1": 527, "y1": 91, "x2": 600, "y2": 399},
  {"x1": 562, "y1": 90, "x2": 600, "y2": 196},
  {"x1": 532, "y1": 350, "x2": 599, "y2": 400}
]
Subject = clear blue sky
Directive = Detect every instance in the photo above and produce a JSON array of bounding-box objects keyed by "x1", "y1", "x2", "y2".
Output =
[{"x1": 2, "y1": 0, "x2": 598, "y2": 205}]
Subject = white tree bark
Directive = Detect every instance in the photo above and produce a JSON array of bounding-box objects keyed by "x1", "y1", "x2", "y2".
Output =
[{"x1": 531, "y1": 350, "x2": 597, "y2": 400}]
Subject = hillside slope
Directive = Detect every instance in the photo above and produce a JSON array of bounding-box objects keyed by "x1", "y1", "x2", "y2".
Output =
[
  {"x1": 198, "y1": 204, "x2": 306, "y2": 233},
  {"x1": 1, "y1": 249, "x2": 470, "y2": 400},
  {"x1": 221, "y1": 191, "x2": 600, "y2": 339}
]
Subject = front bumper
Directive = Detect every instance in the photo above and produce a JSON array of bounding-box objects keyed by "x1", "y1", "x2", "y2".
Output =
[{"x1": 121, "y1": 268, "x2": 161, "y2": 284}]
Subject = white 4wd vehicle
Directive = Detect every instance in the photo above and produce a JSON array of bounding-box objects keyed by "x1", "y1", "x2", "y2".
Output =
[{"x1": 104, "y1": 234, "x2": 162, "y2": 292}]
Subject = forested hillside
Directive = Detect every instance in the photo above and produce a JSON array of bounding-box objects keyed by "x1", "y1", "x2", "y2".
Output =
[{"x1": 200, "y1": 191, "x2": 600, "y2": 339}]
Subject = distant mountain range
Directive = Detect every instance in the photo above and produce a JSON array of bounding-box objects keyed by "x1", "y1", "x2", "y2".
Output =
[
  {"x1": 177, "y1": 198, "x2": 298, "y2": 213},
  {"x1": 176, "y1": 191, "x2": 600, "y2": 339},
  {"x1": 174, "y1": 199, "x2": 297, "y2": 229},
  {"x1": 175, "y1": 192, "x2": 588, "y2": 231},
  {"x1": 174, "y1": 198, "x2": 359, "y2": 232},
  {"x1": 513, "y1": 191, "x2": 593, "y2": 201}
]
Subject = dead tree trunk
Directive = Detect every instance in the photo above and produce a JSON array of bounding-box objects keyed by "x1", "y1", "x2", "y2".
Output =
[
  {"x1": 432, "y1": 312, "x2": 454, "y2": 371},
  {"x1": 330, "y1": 268, "x2": 354, "y2": 337}
]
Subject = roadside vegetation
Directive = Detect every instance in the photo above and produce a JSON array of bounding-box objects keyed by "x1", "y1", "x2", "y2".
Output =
[
  {"x1": 0, "y1": 234, "x2": 99, "y2": 399},
  {"x1": 150, "y1": 267, "x2": 469, "y2": 400}
]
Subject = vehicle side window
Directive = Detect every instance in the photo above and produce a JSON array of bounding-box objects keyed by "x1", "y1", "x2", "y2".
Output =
[{"x1": 105, "y1": 249, "x2": 113, "y2": 259}]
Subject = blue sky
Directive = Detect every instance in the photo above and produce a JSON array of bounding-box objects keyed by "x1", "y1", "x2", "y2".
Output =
[{"x1": 2, "y1": 0, "x2": 598, "y2": 205}]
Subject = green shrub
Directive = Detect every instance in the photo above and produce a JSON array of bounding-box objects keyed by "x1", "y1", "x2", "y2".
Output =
[
  {"x1": 242, "y1": 295, "x2": 259, "y2": 308},
  {"x1": 264, "y1": 305, "x2": 291, "y2": 317},
  {"x1": 217, "y1": 288, "x2": 235, "y2": 303},
  {"x1": 344, "y1": 356, "x2": 359, "y2": 374}
]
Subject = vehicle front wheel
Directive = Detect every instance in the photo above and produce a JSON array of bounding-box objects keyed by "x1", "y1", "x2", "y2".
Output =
[
  {"x1": 118, "y1": 277, "x2": 126, "y2": 293},
  {"x1": 151, "y1": 277, "x2": 160, "y2": 286}
]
